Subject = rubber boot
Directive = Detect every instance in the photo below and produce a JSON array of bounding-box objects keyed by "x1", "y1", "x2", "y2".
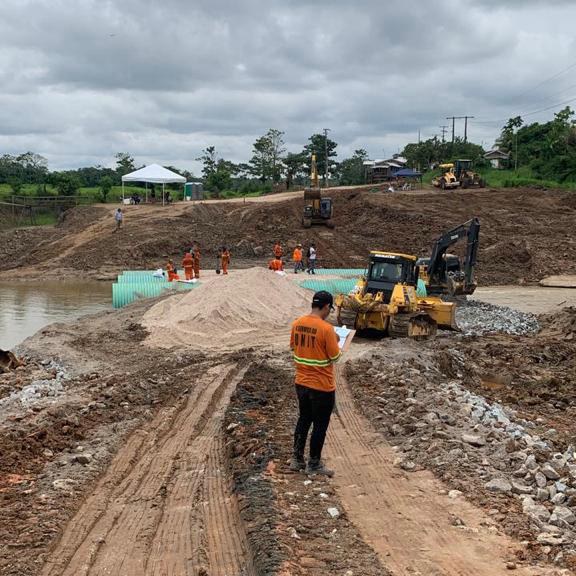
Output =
[
  {"x1": 306, "y1": 459, "x2": 334, "y2": 477},
  {"x1": 290, "y1": 435, "x2": 306, "y2": 471}
]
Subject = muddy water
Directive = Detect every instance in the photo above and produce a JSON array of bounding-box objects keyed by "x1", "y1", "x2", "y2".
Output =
[{"x1": 0, "y1": 281, "x2": 111, "y2": 350}]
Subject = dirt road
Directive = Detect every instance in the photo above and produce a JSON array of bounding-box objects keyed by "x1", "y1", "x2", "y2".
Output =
[
  {"x1": 473, "y1": 285, "x2": 576, "y2": 314},
  {"x1": 41, "y1": 363, "x2": 255, "y2": 576}
]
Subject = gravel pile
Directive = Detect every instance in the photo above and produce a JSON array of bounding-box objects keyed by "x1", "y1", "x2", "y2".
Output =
[
  {"x1": 455, "y1": 300, "x2": 539, "y2": 336},
  {"x1": 349, "y1": 348, "x2": 576, "y2": 560}
]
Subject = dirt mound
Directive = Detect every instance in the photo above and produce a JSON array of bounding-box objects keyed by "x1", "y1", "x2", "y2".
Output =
[
  {"x1": 1, "y1": 187, "x2": 575, "y2": 286},
  {"x1": 539, "y1": 306, "x2": 576, "y2": 339},
  {"x1": 57, "y1": 206, "x2": 108, "y2": 232},
  {"x1": 143, "y1": 268, "x2": 311, "y2": 350}
]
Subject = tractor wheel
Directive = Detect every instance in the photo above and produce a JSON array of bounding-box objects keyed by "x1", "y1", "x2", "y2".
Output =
[
  {"x1": 388, "y1": 314, "x2": 411, "y2": 338},
  {"x1": 337, "y1": 307, "x2": 357, "y2": 329},
  {"x1": 440, "y1": 180, "x2": 446, "y2": 190},
  {"x1": 326, "y1": 219, "x2": 335, "y2": 229},
  {"x1": 479, "y1": 179, "x2": 486, "y2": 188}
]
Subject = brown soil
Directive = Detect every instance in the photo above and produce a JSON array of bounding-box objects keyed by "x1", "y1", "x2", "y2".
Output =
[{"x1": 1, "y1": 186, "x2": 575, "y2": 285}]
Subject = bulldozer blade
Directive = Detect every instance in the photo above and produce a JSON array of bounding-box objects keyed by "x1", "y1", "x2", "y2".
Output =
[{"x1": 409, "y1": 315, "x2": 437, "y2": 340}]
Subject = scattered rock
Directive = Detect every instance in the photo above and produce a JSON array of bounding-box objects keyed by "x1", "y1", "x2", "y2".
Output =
[
  {"x1": 75, "y1": 453, "x2": 93, "y2": 465},
  {"x1": 327, "y1": 507, "x2": 340, "y2": 519},
  {"x1": 485, "y1": 478, "x2": 512, "y2": 494},
  {"x1": 511, "y1": 481, "x2": 533, "y2": 495},
  {"x1": 541, "y1": 463, "x2": 561, "y2": 480},
  {"x1": 462, "y1": 433, "x2": 486, "y2": 447}
]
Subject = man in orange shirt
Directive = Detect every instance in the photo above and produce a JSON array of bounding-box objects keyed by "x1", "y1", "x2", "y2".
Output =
[
  {"x1": 192, "y1": 242, "x2": 201, "y2": 279},
  {"x1": 292, "y1": 243, "x2": 304, "y2": 274},
  {"x1": 290, "y1": 291, "x2": 341, "y2": 476},
  {"x1": 268, "y1": 257, "x2": 284, "y2": 272},
  {"x1": 182, "y1": 251, "x2": 194, "y2": 280},
  {"x1": 221, "y1": 246, "x2": 231, "y2": 275},
  {"x1": 273, "y1": 242, "x2": 283, "y2": 259}
]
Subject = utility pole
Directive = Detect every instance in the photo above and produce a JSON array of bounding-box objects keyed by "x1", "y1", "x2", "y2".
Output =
[
  {"x1": 463, "y1": 116, "x2": 474, "y2": 143},
  {"x1": 439, "y1": 125, "x2": 449, "y2": 143},
  {"x1": 446, "y1": 116, "x2": 474, "y2": 143},
  {"x1": 323, "y1": 128, "x2": 331, "y2": 188}
]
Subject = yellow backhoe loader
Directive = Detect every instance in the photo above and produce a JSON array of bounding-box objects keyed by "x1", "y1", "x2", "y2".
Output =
[
  {"x1": 432, "y1": 163, "x2": 460, "y2": 190},
  {"x1": 454, "y1": 159, "x2": 486, "y2": 188},
  {"x1": 334, "y1": 251, "x2": 458, "y2": 340}
]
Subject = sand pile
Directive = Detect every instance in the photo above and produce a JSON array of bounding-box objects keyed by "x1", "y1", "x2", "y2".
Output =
[{"x1": 143, "y1": 267, "x2": 313, "y2": 351}]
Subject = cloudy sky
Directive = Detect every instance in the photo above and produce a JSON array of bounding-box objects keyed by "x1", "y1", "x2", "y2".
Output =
[{"x1": 1, "y1": 0, "x2": 575, "y2": 172}]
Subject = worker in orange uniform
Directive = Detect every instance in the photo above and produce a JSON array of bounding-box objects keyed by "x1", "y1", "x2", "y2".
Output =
[
  {"x1": 166, "y1": 259, "x2": 179, "y2": 282},
  {"x1": 290, "y1": 291, "x2": 341, "y2": 476},
  {"x1": 192, "y1": 242, "x2": 201, "y2": 279},
  {"x1": 221, "y1": 246, "x2": 231, "y2": 275},
  {"x1": 182, "y1": 251, "x2": 194, "y2": 280},
  {"x1": 292, "y1": 243, "x2": 304, "y2": 274},
  {"x1": 273, "y1": 241, "x2": 283, "y2": 259},
  {"x1": 268, "y1": 256, "x2": 284, "y2": 272}
]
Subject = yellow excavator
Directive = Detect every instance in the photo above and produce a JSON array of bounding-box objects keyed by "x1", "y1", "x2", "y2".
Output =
[
  {"x1": 417, "y1": 218, "x2": 480, "y2": 297},
  {"x1": 432, "y1": 163, "x2": 460, "y2": 190},
  {"x1": 335, "y1": 251, "x2": 458, "y2": 339},
  {"x1": 302, "y1": 154, "x2": 334, "y2": 228}
]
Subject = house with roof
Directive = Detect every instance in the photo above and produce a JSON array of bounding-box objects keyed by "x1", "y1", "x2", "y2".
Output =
[{"x1": 484, "y1": 148, "x2": 510, "y2": 169}]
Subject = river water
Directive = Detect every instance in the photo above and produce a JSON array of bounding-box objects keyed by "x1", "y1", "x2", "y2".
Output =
[{"x1": 0, "y1": 281, "x2": 111, "y2": 350}]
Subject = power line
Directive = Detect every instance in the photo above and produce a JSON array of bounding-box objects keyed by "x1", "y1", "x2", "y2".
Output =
[
  {"x1": 515, "y1": 59, "x2": 576, "y2": 100},
  {"x1": 439, "y1": 125, "x2": 448, "y2": 143},
  {"x1": 446, "y1": 116, "x2": 475, "y2": 142}
]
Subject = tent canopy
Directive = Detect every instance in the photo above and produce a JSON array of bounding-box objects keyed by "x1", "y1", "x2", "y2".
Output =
[{"x1": 122, "y1": 164, "x2": 186, "y2": 184}]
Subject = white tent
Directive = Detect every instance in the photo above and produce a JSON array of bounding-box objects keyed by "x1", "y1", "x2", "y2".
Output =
[{"x1": 121, "y1": 164, "x2": 186, "y2": 205}]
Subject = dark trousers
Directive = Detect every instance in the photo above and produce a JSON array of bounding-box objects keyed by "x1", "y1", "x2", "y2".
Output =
[{"x1": 293, "y1": 384, "x2": 335, "y2": 462}]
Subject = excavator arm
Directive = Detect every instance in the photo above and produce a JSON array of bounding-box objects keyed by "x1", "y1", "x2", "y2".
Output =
[{"x1": 427, "y1": 218, "x2": 480, "y2": 294}]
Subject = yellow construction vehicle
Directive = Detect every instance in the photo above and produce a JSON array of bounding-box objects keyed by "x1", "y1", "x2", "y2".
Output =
[
  {"x1": 417, "y1": 218, "x2": 480, "y2": 297},
  {"x1": 432, "y1": 163, "x2": 460, "y2": 190},
  {"x1": 334, "y1": 251, "x2": 458, "y2": 339},
  {"x1": 454, "y1": 159, "x2": 486, "y2": 188},
  {"x1": 302, "y1": 154, "x2": 334, "y2": 228}
]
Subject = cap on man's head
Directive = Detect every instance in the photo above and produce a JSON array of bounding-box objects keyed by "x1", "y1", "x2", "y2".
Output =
[{"x1": 312, "y1": 290, "x2": 334, "y2": 310}]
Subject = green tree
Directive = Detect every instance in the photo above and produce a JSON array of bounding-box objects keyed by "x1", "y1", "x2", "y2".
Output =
[
  {"x1": 115, "y1": 152, "x2": 135, "y2": 176},
  {"x1": 99, "y1": 176, "x2": 114, "y2": 203},
  {"x1": 303, "y1": 133, "x2": 338, "y2": 185},
  {"x1": 7, "y1": 177, "x2": 23, "y2": 195},
  {"x1": 51, "y1": 172, "x2": 81, "y2": 196},
  {"x1": 284, "y1": 152, "x2": 308, "y2": 189},
  {"x1": 337, "y1": 149, "x2": 368, "y2": 185},
  {"x1": 248, "y1": 129, "x2": 286, "y2": 183},
  {"x1": 196, "y1": 146, "x2": 218, "y2": 180}
]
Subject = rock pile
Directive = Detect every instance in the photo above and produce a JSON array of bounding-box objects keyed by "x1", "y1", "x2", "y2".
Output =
[
  {"x1": 455, "y1": 300, "x2": 539, "y2": 336},
  {"x1": 348, "y1": 347, "x2": 576, "y2": 556}
]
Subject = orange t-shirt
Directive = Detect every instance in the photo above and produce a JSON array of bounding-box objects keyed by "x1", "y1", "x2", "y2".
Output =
[
  {"x1": 293, "y1": 248, "x2": 302, "y2": 262},
  {"x1": 182, "y1": 253, "x2": 194, "y2": 269},
  {"x1": 290, "y1": 315, "x2": 341, "y2": 392},
  {"x1": 269, "y1": 259, "x2": 284, "y2": 271},
  {"x1": 274, "y1": 244, "x2": 283, "y2": 257}
]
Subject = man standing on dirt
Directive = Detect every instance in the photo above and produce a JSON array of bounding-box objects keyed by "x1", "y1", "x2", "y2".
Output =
[
  {"x1": 113, "y1": 208, "x2": 123, "y2": 232},
  {"x1": 273, "y1": 241, "x2": 283, "y2": 259},
  {"x1": 306, "y1": 243, "x2": 317, "y2": 274},
  {"x1": 290, "y1": 291, "x2": 341, "y2": 477},
  {"x1": 293, "y1": 243, "x2": 304, "y2": 274},
  {"x1": 192, "y1": 242, "x2": 201, "y2": 279}
]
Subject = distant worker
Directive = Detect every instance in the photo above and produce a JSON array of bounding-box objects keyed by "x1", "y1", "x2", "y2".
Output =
[
  {"x1": 268, "y1": 256, "x2": 284, "y2": 272},
  {"x1": 293, "y1": 243, "x2": 304, "y2": 274},
  {"x1": 166, "y1": 259, "x2": 179, "y2": 282},
  {"x1": 192, "y1": 242, "x2": 201, "y2": 279},
  {"x1": 306, "y1": 243, "x2": 317, "y2": 275},
  {"x1": 290, "y1": 291, "x2": 341, "y2": 476},
  {"x1": 221, "y1": 246, "x2": 231, "y2": 275},
  {"x1": 182, "y1": 251, "x2": 194, "y2": 281},
  {"x1": 113, "y1": 208, "x2": 123, "y2": 232},
  {"x1": 273, "y1": 241, "x2": 283, "y2": 259}
]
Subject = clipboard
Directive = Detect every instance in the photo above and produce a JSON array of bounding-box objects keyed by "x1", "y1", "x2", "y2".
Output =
[{"x1": 334, "y1": 326, "x2": 356, "y2": 353}]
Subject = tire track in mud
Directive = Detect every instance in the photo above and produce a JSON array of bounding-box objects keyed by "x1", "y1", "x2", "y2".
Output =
[
  {"x1": 41, "y1": 363, "x2": 256, "y2": 576},
  {"x1": 326, "y1": 366, "x2": 548, "y2": 576}
]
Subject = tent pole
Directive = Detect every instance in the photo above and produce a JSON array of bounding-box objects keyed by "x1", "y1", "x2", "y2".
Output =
[
  {"x1": 163, "y1": 182, "x2": 165, "y2": 206},
  {"x1": 145, "y1": 182, "x2": 148, "y2": 204},
  {"x1": 122, "y1": 181, "x2": 124, "y2": 203}
]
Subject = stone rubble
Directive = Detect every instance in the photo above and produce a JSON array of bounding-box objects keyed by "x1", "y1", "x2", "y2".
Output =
[{"x1": 455, "y1": 300, "x2": 539, "y2": 336}]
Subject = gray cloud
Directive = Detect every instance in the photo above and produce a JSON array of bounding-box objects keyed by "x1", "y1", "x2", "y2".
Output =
[{"x1": 0, "y1": 0, "x2": 575, "y2": 171}]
